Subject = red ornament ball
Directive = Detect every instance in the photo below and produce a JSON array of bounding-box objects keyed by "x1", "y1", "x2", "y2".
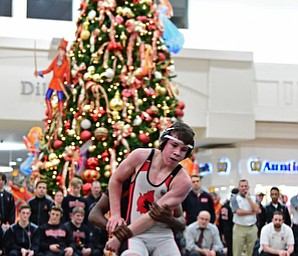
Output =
[
  {"x1": 175, "y1": 108, "x2": 184, "y2": 117},
  {"x1": 53, "y1": 140, "x2": 63, "y2": 149},
  {"x1": 86, "y1": 157, "x2": 99, "y2": 170},
  {"x1": 177, "y1": 101, "x2": 185, "y2": 110},
  {"x1": 82, "y1": 182, "x2": 92, "y2": 196},
  {"x1": 82, "y1": 169, "x2": 100, "y2": 183},
  {"x1": 80, "y1": 130, "x2": 92, "y2": 141},
  {"x1": 139, "y1": 133, "x2": 150, "y2": 144}
]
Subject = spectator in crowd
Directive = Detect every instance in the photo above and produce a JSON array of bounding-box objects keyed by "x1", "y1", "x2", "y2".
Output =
[
  {"x1": 3, "y1": 204, "x2": 38, "y2": 256},
  {"x1": 61, "y1": 177, "x2": 89, "y2": 224},
  {"x1": 256, "y1": 211, "x2": 294, "y2": 256},
  {"x1": 231, "y1": 179, "x2": 260, "y2": 256},
  {"x1": 265, "y1": 187, "x2": 291, "y2": 226},
  {"x1": 256, "y1": 191, "x2": 267, "y2": 237},
  {"x1": 28, "y1": 180, "x2": 54, "y2": 226},
  {"x1": 34, "y1": 205, "x2": 74, "y2": 256},
  {"x1": 0, "y1": 173, "x2": 15, "y2": 231},
  {"x1": 182, "y1": 175, "x2": 216, "y2": 225},
  {"x1": 290, "y1": 194, "x2": 298, "y2": 254},
  {"x1": 184, "y1": 210, "x2": 226, "y2": 256},
  {"x1": 218, "y1": 188, "x2": 239, "y2": 256},
  {"x1": 85, "y1": 181, "x2": 102, "y2": 210},
  {"x1": 63, "y1": 207, "x2": 93, "y2": 256},
  {"x1": 54, "y1": 190, "x2": 64, "y2": 207}
]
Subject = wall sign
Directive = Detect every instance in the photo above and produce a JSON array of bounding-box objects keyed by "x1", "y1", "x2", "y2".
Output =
[
  {"x1": 21, "y1": 81, "x2": 47, "y2": 96},
  {"x1": 216, "y1": 157, "x2": 231, "y2": 175},
  {"x1": 248, "y1": 157, "x2": 298, "y2": 173}
]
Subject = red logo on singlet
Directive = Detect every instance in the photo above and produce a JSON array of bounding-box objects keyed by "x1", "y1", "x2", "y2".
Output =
[{"x1": 137, "y1": 190, "x2": 154, "y2": 214}]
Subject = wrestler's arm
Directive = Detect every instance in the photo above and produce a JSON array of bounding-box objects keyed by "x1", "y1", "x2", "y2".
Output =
[
  {"x1": 88, "y1": 193, "x2": 109, "y2": 229},
  {"x1": 107, "y1": 149, "x2": 149, "y2": 232},
  {"x1": 149, "y1": 203, "x2": 185, "y2": 231}
]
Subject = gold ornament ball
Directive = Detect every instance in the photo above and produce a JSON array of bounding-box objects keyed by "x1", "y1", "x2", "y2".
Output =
[
  {"x1": 83, "y1": 104, "x2": 92, "y2": 112},
  {"x1": 83, "y1": 72, "x2": 92, "y2": 81},
  {"x1": 104, "y1": 164, "x2": 111, "y2": 171},
  {"x1": 110, "y1": 91, "x2": 124, "y2": 111},
  {"x1": 51, "y1": 158, "x2": 60, "y2": 166},
  {"x1": 104, "y1": 170, "x2": 111, "y2": 178},
  {"x1": 45, "y1": 161, "x2": 53, "y2": 170},
  {"x1": 81, "y1": 30, "x2": 91, "y2": 40},
  {"x1": 88, "y1": 145, "x2": 95, "y2": 152},
  {"x1": 87, "y1": 65, "x2": 95, "y2": 74},
  {"x1": 137, "y1": 99, "x2": 143, "y2": 106},
  {"x1": 94, "y1": 127, "x2": 109, "y2": 141},
  {"x1": 159, "y1": 86, "x2": 167, "y2": 95},
  {"x1": 49, "y1": 153, "x2": 57, "y2": 161},
  {"x1": 68, "y1": 129, "x2": 76, "y2": 136},
  {"x1": 154, "y1": 140, "x2": 160, "y2": 148},
  {"x1": 93, "y1": 73, "x2": 101, "y2": 82}
]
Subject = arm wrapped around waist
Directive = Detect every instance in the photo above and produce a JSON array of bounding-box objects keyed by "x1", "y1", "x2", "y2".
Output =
[{"x1": 113, "y1": 224, "x2": 133, "y2": 242}]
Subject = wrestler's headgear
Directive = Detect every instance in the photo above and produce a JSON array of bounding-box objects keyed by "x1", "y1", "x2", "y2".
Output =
[{"x1": 158, "y1": 122, "x2": 195, "y2": 159}]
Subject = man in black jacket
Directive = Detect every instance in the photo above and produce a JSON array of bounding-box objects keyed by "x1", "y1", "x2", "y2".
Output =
[
  {"x1": 3, "y1": 204, "x2": 38, "y2": 256},
  {"x1": 34, "y1": 205, "x2": 74, "y2": 256},
  {"x1": 0, "y1": 173, "x2": 15, "y2": 231},
  {"x1": 28, "y1": 180, "x2": 54, "y2": 226},
  {"x1": 182, "y1": 175, "x2": 215, "y2": 225},
  {"x1": 265, "y1": 187, "x2": 291, "y2": 226},
  {"x1": 63, "y1": 207, "x2": 93, "y2": 256}
]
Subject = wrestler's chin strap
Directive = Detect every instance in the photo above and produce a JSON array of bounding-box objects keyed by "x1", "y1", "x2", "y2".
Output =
[{"x1": 113, "y1": 224, "x2": 133, "y2": 242}]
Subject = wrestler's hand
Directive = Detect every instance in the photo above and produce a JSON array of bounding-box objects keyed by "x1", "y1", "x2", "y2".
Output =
[
  {"x1": 106, "y1": 214, "x2": 125, "y2": 233},
  {"x1": 105, "y1": 236, "x2": 121, "y2": 254},
  {"x1": 149, "y1": 202, "x2": 172, "y2": 224}
]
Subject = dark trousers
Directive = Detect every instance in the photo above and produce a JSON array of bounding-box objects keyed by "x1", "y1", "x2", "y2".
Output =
[
  {"x1": 293, "y1": 224, "x2": 298, "y2": 253},
  {"x1": 259, "y1": 253, "x2": 296, "y2": 256},
  {"x1": 9, "y1": 250, "x2": 21, "y2": 256},
  {"x1": 187, "y1": 250, "x2": 226, "y2": 256}
]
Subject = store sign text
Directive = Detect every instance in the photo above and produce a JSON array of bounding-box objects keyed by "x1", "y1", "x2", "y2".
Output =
[
  {"x1": 21, "y1": 81, "x2": 47, "y2": 96},
  {"x1": 249, "y1": 157, "x2": 298, "y2": 173}
]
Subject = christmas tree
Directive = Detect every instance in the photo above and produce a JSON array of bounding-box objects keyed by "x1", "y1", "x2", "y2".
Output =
[{"x1": 33, "y1": 0, "x2": 186, "y2": 196}]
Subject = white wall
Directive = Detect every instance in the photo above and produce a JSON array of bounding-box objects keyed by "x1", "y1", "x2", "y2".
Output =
[
  {"x1": 186, "y1": 0, "x2": 298, "y2": 64},
  {"x1": 1, "y1": 0, "x2": 298, "y2": 64}
]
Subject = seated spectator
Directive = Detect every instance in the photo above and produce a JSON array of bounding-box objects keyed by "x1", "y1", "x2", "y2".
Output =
[
  {"x1": 2, "y1": 204, "x2": 38, "y2": 256},
  {"x1": 34, "y1": 205, "x2": 74, "y2": 256},
  {"x1": 184, "y1": 210, "x2": 226, "y2": 256},
  {"x1": 256, "y1": 211, "x2": 294, "y2": 256},
  {"x1": 63, "y1": 207, "x2": 93, "y2": 256}
]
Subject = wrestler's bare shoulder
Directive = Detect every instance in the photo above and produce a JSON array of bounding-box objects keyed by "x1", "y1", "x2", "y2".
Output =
[{"x1": 129, "y1": 148, "x2": 154, "y2": 158}]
